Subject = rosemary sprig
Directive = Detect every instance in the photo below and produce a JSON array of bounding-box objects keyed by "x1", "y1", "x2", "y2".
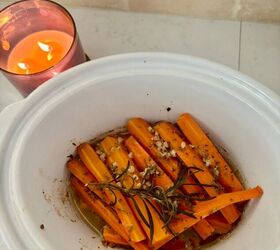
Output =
[
  {"x1": 144, "y1": 199, "x2": 154, "y2": 241},
  {"x1": 130, "y1": 196, "x2": 150, "y2": 228}
]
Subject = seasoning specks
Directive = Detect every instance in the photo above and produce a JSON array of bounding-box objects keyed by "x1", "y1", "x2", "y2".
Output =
[{"x1": 180, "y1": 141, "x2": 186, "y2": 149}]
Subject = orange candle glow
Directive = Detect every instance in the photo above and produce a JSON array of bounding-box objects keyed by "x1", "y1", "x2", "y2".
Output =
[{"x1": 7, "y1": 30, "x2": 73, "y2": 75}]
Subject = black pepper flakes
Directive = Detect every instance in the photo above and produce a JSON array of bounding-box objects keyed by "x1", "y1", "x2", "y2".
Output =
[{"x1": 67, "y1": 154, "x2": 74, "y2": 159}]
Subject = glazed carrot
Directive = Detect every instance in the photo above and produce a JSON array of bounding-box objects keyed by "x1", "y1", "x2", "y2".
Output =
[
  {"x1": 67, "y1": 159, "x2": 108, "y2": 202},
  {"x1": 127, "y1": 118, "x2": 180, "y2": 181},
  {"x1": 78, "y1": 143, "x2": 146, "y2": 242},
  {"x1": 67, "y1": 159, "x2": 96, "y2": 184},
  {"x1": 177, "y1": 113, "x2": 244, "y2": 192},
  {"x1": 100, "y1": 136, "x2": 172, "y2": 246},
  {"x1": 71, "y1": 177, "x2": 149, "y2": 250},
  {"x1": 194, "y1": 186, "x2": 263, "y2": 218},
  {"x1": 127, "y1": 118, "x2": 203, "y2": 195},
  {"x1": 124, "y1": 136, "x2": 173, "y2": 189},
  {"x1": 103, "y1": 226, "x2": 129, "y2": 246},
  {"x1": 125, "y1": 135, "x2": 214, "y2": 240},
  {"x1": 127, "y1": 118, "x2": 230, "y2": 236},
  {"x1": 154, "y1": 186, "x2": 263, "y2": 249},
  {"x1": 100, "y1": 136, "x2": 142, "y2": 188},
  {"x1": 154, "y1": 122, "x2": 241, "y2": 224},
  {"x1": 205, "y1": 213, "x2": 232, "y2": 234}
]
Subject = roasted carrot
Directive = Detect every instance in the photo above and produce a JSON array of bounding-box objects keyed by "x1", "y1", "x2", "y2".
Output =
[
  {"x1": 103, "y1": 226, "x2": 129, "y2": 246},
  {"x1": 154, "y1": 186, "x2": 263, "y2": 249},
  {"x1": 71, "y1": 177, "x2": 149, "y2": 250},
  {"x1": 177, "y1": 113, "x2": 244, "y2": 192},
  {"x1": 154, "y1": 122, "x2": 241, "y2": 224},
  {"x1": 206, "y1": 213, "x2": 232, "y2": 234},
  {"x1": 100, "y1": 136, "x2": 172, "y2": 246},
  {"x1": 124, "y1": 136, "x2": 173, "y2": 189},
  {"x1": 67, "y1": 159, "x2": 108, "y2": 202},
  {"x1": 125, "y1": 135, "x2": 214, "y2": 240},
  {"x1": 78, "y1": 143, "x2": 146, "y2": 242},
  {"x1": 100, "y1": 136, "x2": 142, "y2": 188},
  {"x1": 194, "y1": 186, "x2": 263, "y2": 219},
  {"x1": 67, "y1": 159, "x2": 96, "y2": 184}
]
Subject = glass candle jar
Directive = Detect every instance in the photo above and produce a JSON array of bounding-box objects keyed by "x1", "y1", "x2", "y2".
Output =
[{"x1": 0, "y1": 0, "x2": 86, "y2": 96}]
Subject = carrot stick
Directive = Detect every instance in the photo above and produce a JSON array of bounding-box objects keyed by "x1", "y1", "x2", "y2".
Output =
[
  {"x1": 100, "y1": 136, "x2": 172, "y2": 246},
  {"x1": 103, "y1": 226, "x2": 129, "y2": 246},
  {"x1": 78, "y1": 144, "x2": 112, "y2": 182},
  {"x1": 154, "y1": 122, "x2": 241, "y2": 224},
  {"x1": 125, "y1": 135, "x2": 214, "y2": 240},
  {"x1": 205, "y1": 213, "x2": 232, "y2": 234},
  {"x1": 71, "y1": 177, "x2": 149, "y2": 250},
  {"x1": 67, "y1": 159, "x2": 96, "y2": 184},
  {"x1": 154, "y1": 186, "x2": 263, "y2": 249},
  {"x1": 127, "y1": 118, "x2": 230, "y2": 236},
  {"x1": 67, "y1": 159, "x2": 108, "y2": 202},
  {"x1": 78, "y1": 143, "x2": 146, "y2": 242},
  {"x1": 193, "y1": 186, "x2": 263, "y2": 218},
  {"x1": 177, "y1": 113, "x2": 244, "y2": 192},
  {"x1": 125, "y1": 136, "x2": 173, "y2": 189},
  {"x1": 100, "y1": 136, "x2": 142, "y2": 188}
]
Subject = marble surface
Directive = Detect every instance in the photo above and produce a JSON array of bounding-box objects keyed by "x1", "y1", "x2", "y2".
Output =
[
  {"x1": 240, "y1": 21, "x2": 280, "y2": 94},
  {"x1": 3, "y1": 0, "x2": 280, "y2": 22},
  {"x1": 0, "y1": 5, "x2": 279, "y2": 249}
]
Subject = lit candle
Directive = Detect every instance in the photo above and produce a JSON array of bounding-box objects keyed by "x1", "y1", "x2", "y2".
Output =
[
  {"x1": 7, "y1": 30, "x2": 73, "y2": 74},
  {"x1": 0, "y1": 0, "x2": 86, "y2": 96}
]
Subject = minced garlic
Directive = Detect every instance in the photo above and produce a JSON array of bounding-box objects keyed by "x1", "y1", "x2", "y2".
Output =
[{"x1": 180, "y1": 141, "x2": 186, "y2": 149}]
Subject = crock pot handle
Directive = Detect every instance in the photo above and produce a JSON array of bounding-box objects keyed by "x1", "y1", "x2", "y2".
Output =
[{"x1": 0, "y1": 101, "x2": 24, "y2": 143}]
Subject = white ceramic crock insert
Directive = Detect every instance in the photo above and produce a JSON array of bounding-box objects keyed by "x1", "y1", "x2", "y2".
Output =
[{"x1": 0, "y1": 53, "x2": 279, "y2": 250}]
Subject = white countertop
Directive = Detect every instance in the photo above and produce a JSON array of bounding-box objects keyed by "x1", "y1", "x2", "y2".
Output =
[{"x1": 0, "y1": 4, "x2": 279, "y2": 249}]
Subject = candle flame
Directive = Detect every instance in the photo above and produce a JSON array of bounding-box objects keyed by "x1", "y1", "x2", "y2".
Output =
[
  {"x1": 17, "y1": 62, "x2": 29, "y2": 74},
  {"x1": 17, "y1": 62, "x2": 27, "y2": 70},
  {"x1": 37, "y1": 41, "x2": 51, "y2": 52},
  {"x1": 37, "y1": 41, "x2": 54, "y2": 61}
]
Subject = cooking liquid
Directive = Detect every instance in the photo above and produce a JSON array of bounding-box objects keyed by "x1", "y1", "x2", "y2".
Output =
[{"x1": 69, "y1": 187, "x2": 106, "y2": 238}]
